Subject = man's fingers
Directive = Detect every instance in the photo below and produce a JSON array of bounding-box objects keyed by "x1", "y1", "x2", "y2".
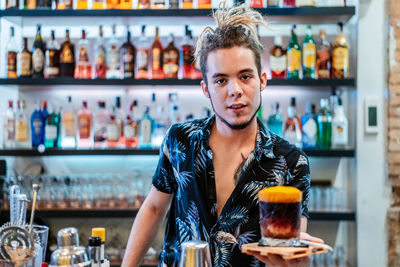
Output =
[{"x1": 300, "y1": 232, "x2": 325, "y2": 244}]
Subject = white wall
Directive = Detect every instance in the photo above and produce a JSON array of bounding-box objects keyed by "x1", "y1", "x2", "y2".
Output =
[{"x1": 357, "y1": 0, "x2": 391, "y2": 265}]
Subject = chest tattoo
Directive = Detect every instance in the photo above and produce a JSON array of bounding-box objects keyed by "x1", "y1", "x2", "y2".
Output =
[{"x1": 233, "y1": 153, "x2": 247, "y2": 185}]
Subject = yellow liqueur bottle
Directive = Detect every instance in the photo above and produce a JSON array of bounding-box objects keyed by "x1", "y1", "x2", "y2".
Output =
[{"x1": 331, "y1": 22, "x2": 349, "y2": 79}]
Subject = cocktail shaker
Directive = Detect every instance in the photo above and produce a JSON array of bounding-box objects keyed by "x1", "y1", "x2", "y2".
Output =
[{"x1": 178, "y1": 241, "x2": 212, "y2": 267}]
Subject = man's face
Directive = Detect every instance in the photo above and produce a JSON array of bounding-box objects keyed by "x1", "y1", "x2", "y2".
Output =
[{"x1": 201, "y1": 46, "x2": 267, "y2": 130}]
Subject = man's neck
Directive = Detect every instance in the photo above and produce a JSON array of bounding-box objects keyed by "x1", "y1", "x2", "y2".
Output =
[{"x1": 211, "y1": 117, "x2": 258, "y2": 150}]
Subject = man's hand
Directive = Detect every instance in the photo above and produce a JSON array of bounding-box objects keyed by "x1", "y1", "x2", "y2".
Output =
[{"x1": 247, "y1": 232, "x2": 324, "y2": 267}]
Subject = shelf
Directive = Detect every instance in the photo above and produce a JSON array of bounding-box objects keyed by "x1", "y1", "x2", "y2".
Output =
[
  {"x1": 0, "y1": 209, "x2": 355, "y2": 221},
  {"x1": 0, "y1": 78, "x2": 355, "y2": 87},
  {"x1": 0, "y1": 148, "x2": 355, "y2": 157}
]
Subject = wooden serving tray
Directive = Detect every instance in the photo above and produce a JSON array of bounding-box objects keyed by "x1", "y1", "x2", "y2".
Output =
[{"x1": 241, "y1": 242, "x2": 328, "y2": 260}]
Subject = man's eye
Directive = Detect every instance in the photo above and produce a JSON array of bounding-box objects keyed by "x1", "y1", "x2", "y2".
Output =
[
  {"x1": 215, "y1": 79, "x2": 225, "y2": 85},
  {"x1": 241, "y1": 75, "x2": 251, "y2": 80}
]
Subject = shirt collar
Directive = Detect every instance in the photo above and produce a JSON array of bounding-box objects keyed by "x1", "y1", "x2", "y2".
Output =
[{"x1": 200, "y1": 115, "x2": 275, "y2": 160}]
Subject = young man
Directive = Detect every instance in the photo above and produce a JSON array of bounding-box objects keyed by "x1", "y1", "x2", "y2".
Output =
[{"x1": 122, "y1": 3, "x2": 323, "y2": 267}]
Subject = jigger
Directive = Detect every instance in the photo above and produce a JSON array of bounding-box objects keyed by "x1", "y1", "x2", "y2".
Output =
[{"x1": 178, "y1": 240, "x2": 212, "y2": 267}]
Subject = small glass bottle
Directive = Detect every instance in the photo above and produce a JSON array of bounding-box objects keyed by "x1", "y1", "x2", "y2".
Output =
[
  {"x1": 124, "y1": 100, "x2": 140, "y2": 148},
  {"x1": 15, "y1": 100, "x2": 29, "y2": 148},
  {"x1": 61, "y1": 96, "x2": 77, "y2": 148},
  {"x1": 95, "y1": 25, "x2": 107, "y2": 79},
  {"x1": 18, "y1": 38, "x2": 32, "y2": 78},
  {"x1": 75, "y1": 30, "x2": 92, "y2": 79},
  {"x1": 302, "y1": 25, "x2": 316, "y2": 79},
  {"x1": 45, "y1": 30, "x2": 60, "y2": 78},
  {"x1": 94, "y1": 101, "x2": 109, "y2": 148},
  {"x1": 120, "y1": 30, "x2": 136, "y2": 79},
  {"x1": 316, "y1": 29, "x2": 331, "y2": 79},
  {"x1": 163, "y1": 33, "x2": 179, "y2": 79},
  {"x1": 270, "y1": 36, "x2": 286, "y2": 79},
  {"x1": 331, "y1": 22, "x2": 349, "y2": 79},
  {"x1": 107, "y1": 107, "x2": 120, "y2": 148},
  {"x1": 181, "y1": 25, "x2": 195, "y2": 79},
  {"x1": 151, "y1": 27, "x2": 164, "y2": 79},
  {"x1": 32, "y1": 24, "x2": 46, "y2": 78},
  {"x1": 287, "y1": 25, "x2": 301, "y2": 79},
  {"x1": 7, "y1": 27, "x2": 18, "y2": 79},
  {"x1": 139, "y1": 106, "x2": 154, "y2": 148},
  {"x1": 77, "y1": 101, "x2": 93, "y2": 148},
  {"x1": 60, "y1": 29, "x2": 75, "y2": 77},
  {"x1": 331, "y1": 97, "x2": 348, "y2": 148},
  {"x1": 3, "y1": 100, "x2": 15, "y2": 149},
  {"x1": 107, "y1": 25, "x2": 121, "y2": 79},
  {"x1": 317, "y1": 98, "x2": 332, "y2": 149},
  {"x1": 301, "y1": 101, "x2": 317, "y2": 149},
  {"x1": 136, "y1": 25, "x2": 150, "y2": 79},
  {"x1": 267, "y1": 102, "x2": 283, "y2": 137},
  {"x1": 283, "y1": 97, "x2": 302, "y2": 148},
  {"x1": 44, "y1": 105, "x2": 61, "y2": 148},
  {"x1": 31, "y1": 101, "x2": 44, "y2": 148}
]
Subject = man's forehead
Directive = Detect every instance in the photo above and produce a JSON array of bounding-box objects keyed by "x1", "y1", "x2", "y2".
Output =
[{"x1": 206, "y1": 47, "x2": 257, "y2": 74}]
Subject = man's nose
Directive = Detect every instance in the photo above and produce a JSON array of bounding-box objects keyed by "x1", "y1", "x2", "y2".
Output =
[{"x1": 228, "y1": 79, "x2": 243, "y2": 97}]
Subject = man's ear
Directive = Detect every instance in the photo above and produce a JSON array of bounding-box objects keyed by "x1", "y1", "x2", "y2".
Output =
[
  {"x1": 260, "y1": 71, "x2": 267, "y2": 92},
  {"x1": 201, "y1": 80, "x2": 210, "y2": 98}
]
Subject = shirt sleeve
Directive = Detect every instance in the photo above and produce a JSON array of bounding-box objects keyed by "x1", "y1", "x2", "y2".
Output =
[
  {"x1": 286, "y1": 150, "x2": 311, "y2": 219},
  {"x1": 152, "y1": 129, "x2": 178, "y2": 194}
]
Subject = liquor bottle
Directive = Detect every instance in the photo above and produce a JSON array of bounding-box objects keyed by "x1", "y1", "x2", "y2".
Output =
[
  {"x1": 283, "y1": 97, "x2": 302, "y2": 148},
  {"x1": 57, "y1": 0, "x2": 72, "y2": 9},
  {"x1": 76, "y1": 0, "x2": 88, "y2": 9},
  {"x1": 93, "y1": 101, "x2": 108, "y2": 148},
  {"x1": 92, "y1": 0, "x2": 106, "y2": 9},
  {"x1": 270, "y1": 36, "x2": 286, "y2": 79},
  {"x1": 107, "y1": 25, "x2": 121, "y2": 79},
  {"x1": 107, "y1": 0, "x2": 120, "y2": 9},
  {"x1": 3, "y1": 101, "x2": 15, "y2": 148},
  {"x1": 287, "y1": 25, "x2": 301, "y2": 79},
  {"x1": 31, "y1": 101, "x2": 44, "y2": 148},
  {"x1": 75, "y1": 30, "x2": 92, "y2": 79},
  {"x1": 45, "y1": 30, "x2": 60, "y2": 78},
  {"x1": 331, "y1": 22, "x2": 349, "y2": 79},
  {"x1": 32, "y1": 25, "x2": 46, "y2": 78},
  {"x1": 115, "y1": 96, "x2": 124, "y2": 145},
  {"x1": 181, "y1": 25, "x2": 195, "y2": 79},
  {"x1": 136, "y1": 25, "x2": 150, "y2": 79},
  {"x1": 139, "y1": 106, "x2": 154, "y2": 148},
  {"x1": 15, "y1": 100, "x2": 29, "y2": 148},
  {"x1": 137, "y1": 0, "x2": 150, "y2": 8},
  {"x1": 77, "y1": 101, "x2": 93, "y2": 148},
  {"x1": 61, "y1": 96, "x2": 77, "y2": 148},
  {"x1": 163, "y1": 34, "x2": 179, "y2": 79},
  {"x1": 302, "y1": 25, "x2": 316, "y2": 79},
  {"x1": 151, "y1": 0, "x2": 165, "y2": 9},
  {"x1": 317, "y1": 98, "x2": 332, "y2": 149},
  {"x1": 301, "y1": 101, "x2": 317, "y2": 149},
  {"x1": 60, "y1": 29, "x2": 75, "y2": 77},
  {"x1": 6, "y1": 0, "x2": 18, "y2": 8},
  {"x1": 249, "y1": 0, "x2": 263, "y2": 7},
  {"x1": 181, "y1": 0, "x2": 192, "y2": 8},
  {"x1": 107, "y1": 107, "x2": 120, "y2": 148},
  {"x1": 124, "y1": 100, "x2": 140, "y2": 148},
  {"x1": 18, "y1": 38, "x2": 32, "y2": 78},
  {"x1": 283, "y1": 0, "x2": 295, "y2": 7},
  {"x1": 197, "y1": 0, "x2": 210, "y2": 8},
  {"x1": 37, "y1": 0, "x2": 51, "y2": 8},
  {"x1": 44, "y1": 105, "x2": 61, "y2": 148},
  {"x1": 316, "y1": 29, "x2": 331, "y2": 79},
  {"x1": 121, "y1": 30, "x2": 136, "y2": 79},
  {"x1": 25, "y1": 0, "x2": 36, "y2": 9},
  {"x1": 331, "y1": 97, "x2": 348, "y2": 148},
  {"x1": 7, "y1": 27, "x2": 18, "y2": 79},
  {"x1": 120, "y1": 0, "x2": 132, "y2": 9},
  {"x1": 267, "y1": 0, "x2": 279, "y2": 6},
  {"x1": 95, "y1": 25, "x2": 107, "y2": 79},
  {"x1": 169, "y1": 0, "x2": 178, "y2": 8},
  {"x1": 267, "y1": 102, "x2": 283, "y2": 137},
  {"x1": 151, "y1": 27, "x2": 164, "y2": 79},
  {"x1": 298, "y1": 0, "x2": 315, "y2": 6}
]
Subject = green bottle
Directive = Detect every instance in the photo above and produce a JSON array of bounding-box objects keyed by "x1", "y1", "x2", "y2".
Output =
[
  {"x1": 302, "y1": 25, "x2": 316, "y2": 79},
  {"x1": 44, "y1": 105, "x2": 61, "y2": 148},
  {"x1": 317, "y1": 98, "x2": 332, "y2": 149},
  {"x1": 287, "y1": 24, "x2": 301, "y2": 79}
]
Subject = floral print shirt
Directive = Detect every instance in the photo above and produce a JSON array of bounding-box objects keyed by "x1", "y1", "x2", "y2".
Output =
[{"x1": 152, "y1": 115, "x2": 310, "y2": 267}]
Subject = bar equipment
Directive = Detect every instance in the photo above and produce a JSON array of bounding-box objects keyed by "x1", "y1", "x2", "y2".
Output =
[{"x1": 178, "y1": 240, "x2": 212, "y2": 267}]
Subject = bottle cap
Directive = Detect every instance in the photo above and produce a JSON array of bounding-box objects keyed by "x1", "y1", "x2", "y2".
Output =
[
  {"x1": 91, "y1": 228, "x2": 106, "y2": 243},
  {"x1": 88, "y1": 236, "x2": 102, "y2": 247}
]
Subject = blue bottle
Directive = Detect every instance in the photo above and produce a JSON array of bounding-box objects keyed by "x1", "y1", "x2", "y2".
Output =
[
  {"x1": 267, "y1": 102, "x2": 283, "y2": 137},
  {"x1": 301, "y1": 101, "x2": 317, "y2": 149},
  {"x1": 31, "y1": 101, "x2": 44, "y2": 147}
]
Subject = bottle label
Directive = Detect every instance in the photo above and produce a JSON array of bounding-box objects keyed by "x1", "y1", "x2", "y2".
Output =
[
  {"x1": 33, "y1": 118, "x2": 42, "y2": 136},
  {"x1": 332, "y1": 121, "x2": 348, "y2": 145},
  {"x1": 302, "y1": 118, "x2": 317, "y2": 146},
  {"x1": 303, "y1": 43, "x2": 316, "y2": 68},
  {"x1": 182, "y1": 45, "x2": 194, "y2": 65},
  {"x1": 27, "y1": 0, "x2": 36, "y2": 8},
  {"x1": 270, "y1": 55, "x2": 287, "y2": 73},
  {"x1": 107, "y1": 124, "x2": 119, "y2": 141},
  {"x1": 140, "y1": 119, "x2": 151, "y2": 144},
  {"x1": 5, "y1": 119, "x2": 15, "y2": 141},
  {"x1": 60, "y1": 45, "x2": 74, "y2": 63},
  {"x1": 45, "y1": 125, "x2": 58, "y2": 140},
  {"x1": 163, "y1": 51, "x2": 179, "y2": 75},
  {"x1": 33, "y1": 48, "x2": 45, "y2": 72},
  {"x1": 123, "y1": 48, "x2": 135, "y2": 77},
  {"x1": 108, "y1": 45, "x2": 120, "y2": 70},
  {"x1": 79, "y1": 117, "x2": 90, "y2": 138},
  {"x1": 332, "y1": 47, "x2": 349, "y2": 71},
  {"x1": 8, "y1": 0, "x2": 16, "y2": 7},
  {"x1": 124, "y1": 124, "x2": 135, "y2": 139},
  {"x1": 96, "y1": 46, "x2": 106, "y2": 66},
  {"x1": 62, "y1": 114, "x2": 75, "y2": 137},
  {"x1": 152, "y1": 48, "x2": 161, "y2": 70},
  {"x1": 15, "y1": 120, "x2": 28, "y2": 142},
  {"x1": 7, "y1": 51, "x2": 17, "y2": 78},
  {"x1": 316, "y1": 49, "x2": 330, "y2": 78},
  {"x1": 287, "y1": 49, "x2": 300, "y2": 72},
  {"x1": 78, "y1": 47, "x2": 89, "y2": 63},
  {"x1": 19, "y1": 52, "x2": 31, "y2": 76},
  {"x1": 137, "y1": 49, "x2": 148, "y2": 71}
]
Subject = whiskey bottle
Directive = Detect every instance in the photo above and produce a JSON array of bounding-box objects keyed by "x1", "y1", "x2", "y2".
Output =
[
  {"x1": 32, "y1": 25, "x2": 46, "y2": 78},
  {"x1": 151, "y1": 27, "x2": 164, "y2": 79},
  {"x1": 136, "y1": 25, "x2": 150, "y2": 79},
  {"x1": 302, "y1": 25, "x2": 316, "y2": 79},
  {"x1": 18, "y1": 38, "x2": 32, "y2": 78},
  {"x1": 331, "y1": 22, "x2": 349, "y2": 79},
  {"x1": 60, "y1": 29, "x2": 75, "y2": 77},
  {"x1": 75, "y1": 30, "x2": 92, "y2": 79},
  {"x1": 181, "y1": 25, "x2": 195, "y2": 79},
  {"x1": 316, "y1": 29, "x2": 331, "y2": 79},
  {"x1": 95, "y1": 25, "x2": 107, "y2": 79},
  {"x1": 120, "y1": 30, "x2": 136, "y2": 79},
  {"x1": 287, "y1": 25, "x2": 301, "y2": 79},
  {"x1": 163, "y1": 34, "x2": 179, "y2": 79},
  {"x1": 45, "y1": 30, "x2": 60, "y2": 78},
  {"x1": 270, "y1": 36, "x2": 286, "y2": 79},
  {"x1": 7, "y1": 27, "x2": 18, "y2": 79}
]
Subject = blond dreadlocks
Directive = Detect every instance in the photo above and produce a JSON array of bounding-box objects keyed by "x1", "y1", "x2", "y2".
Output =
[{"x1": 194, "y1": 1, "x2": 269, "y2": 85}]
